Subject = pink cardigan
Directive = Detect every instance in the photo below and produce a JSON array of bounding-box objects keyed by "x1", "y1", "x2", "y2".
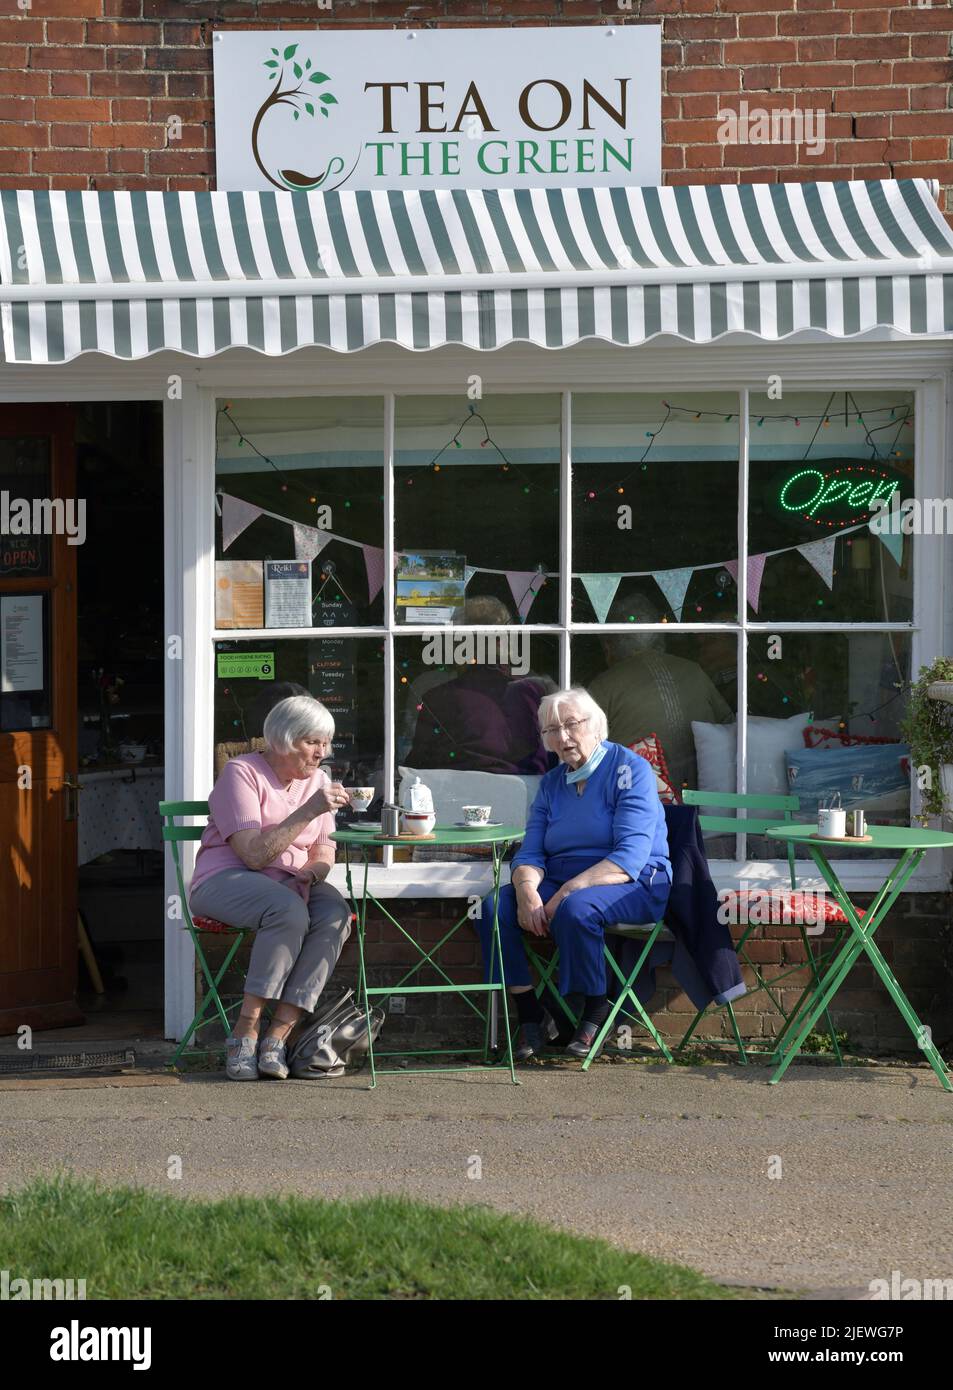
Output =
[{"x1": 190, "y1": 753, "x2": 335, "y2": 903}]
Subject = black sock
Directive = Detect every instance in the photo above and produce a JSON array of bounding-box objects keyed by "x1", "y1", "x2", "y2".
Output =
[
  {"x1": 582, "y1": 995, "x2": 611, "y2": 1027},
  {"x1": 514, "y1": 991, "x2": 544, "y2": 1025}
]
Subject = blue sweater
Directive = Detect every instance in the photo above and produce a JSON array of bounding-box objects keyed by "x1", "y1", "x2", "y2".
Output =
[{"x1": 512, "y1": 742, "x2": 671, "y2": 885}]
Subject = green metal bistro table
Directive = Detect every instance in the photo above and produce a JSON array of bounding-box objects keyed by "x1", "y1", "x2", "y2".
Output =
[
  {"x1": 331, "y1": 825, "x2": 525, "y2": 1087},
  {"x1": 765, "y1": 823, "x2": 953, "y2": 1091}
]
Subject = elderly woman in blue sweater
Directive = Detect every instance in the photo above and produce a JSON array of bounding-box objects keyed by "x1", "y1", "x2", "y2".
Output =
[{"x1": 478, "y1": 687, "x2": 671, "y2": 1061}]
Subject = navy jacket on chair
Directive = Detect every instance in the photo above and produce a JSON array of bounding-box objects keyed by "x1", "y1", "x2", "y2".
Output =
[{"x1": 608, "y1": 803, "x2": 746, "y2": 1011}]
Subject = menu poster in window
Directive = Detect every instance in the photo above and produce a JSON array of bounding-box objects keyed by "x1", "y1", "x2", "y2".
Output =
[
  {"x1": 1, "y1": 594, "x2": 44, "y2": 692},
  {"x1": 216, "y1": 560, "x2": 264, "y2": 629},
  {"x1": 396, "y1": 551, "x2": 465, "y2": 624},
  {"x1": 315, "y1": 598, "x2": 358, "y2": 628},
  {"x1": 309, "y1": 638, "x2": 357, "y2": 750},
  {"x1": 265, "y1": 561, "x2": 312, "y2": 628}
]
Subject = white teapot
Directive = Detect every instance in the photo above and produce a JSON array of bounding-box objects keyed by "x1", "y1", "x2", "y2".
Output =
[
  {"x1": 405, "y1": 776, "x2": 434, "y2": 814},
  {"x1": 401, "y1": 776, "x2": 435, "y2": 835}
]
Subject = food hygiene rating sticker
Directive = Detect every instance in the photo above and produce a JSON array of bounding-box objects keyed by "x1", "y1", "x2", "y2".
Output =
[{"x1": 216, "y1": 652, "x2": 276, "y2": 681}]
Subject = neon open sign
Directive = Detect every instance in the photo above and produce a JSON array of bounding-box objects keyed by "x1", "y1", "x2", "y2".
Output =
[{"x1": 778, "y1": 465, "x2": 900, "y2": 529}]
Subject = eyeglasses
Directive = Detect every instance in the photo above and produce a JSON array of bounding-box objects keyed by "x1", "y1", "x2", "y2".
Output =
[{"x1": 541, "y1": 716, "x2": 589, "y2": 739}]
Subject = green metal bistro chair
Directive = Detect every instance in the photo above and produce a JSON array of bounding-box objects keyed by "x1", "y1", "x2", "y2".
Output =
[
  {"x1": 524, "y1": 919, "x2": 676, "y2": 1071},
  {"x1": 160, "y1": 799, "x2": 250, "y2": 1067},
  {"x1": 678, "y1": 789, "x2": 847, "y2": 1065}
]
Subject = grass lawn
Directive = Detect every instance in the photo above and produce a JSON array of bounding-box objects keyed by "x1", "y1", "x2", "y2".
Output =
[{"x1": 1, "y1": 1174, "x2": 744, "y2": 1301}]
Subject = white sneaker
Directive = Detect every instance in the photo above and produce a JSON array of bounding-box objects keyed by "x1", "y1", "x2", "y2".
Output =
[
  {"x1": 257, "y1": 1037, "x2": 290, "y2": 1080},
  {"x1": 225, "y1": 1034, "x2": 259, "y2": 1081}
]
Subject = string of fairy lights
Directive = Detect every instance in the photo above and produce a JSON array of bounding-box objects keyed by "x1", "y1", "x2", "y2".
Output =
[{"x1": 218, "y1": 393, "x2": 914, "y2": 515}]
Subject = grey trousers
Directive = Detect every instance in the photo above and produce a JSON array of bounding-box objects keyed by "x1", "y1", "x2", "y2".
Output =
[{"x1": 190, "y1": 869, "x2": 351, "y2": 1013}]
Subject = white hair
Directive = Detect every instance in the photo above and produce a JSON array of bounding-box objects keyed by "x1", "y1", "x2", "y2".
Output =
[
  {"x1": 537, "y1": 687, "x2": 608, "y2": 744},
  {"x1": 262, "y1": 695, "x2": 334, "y2": 754}
]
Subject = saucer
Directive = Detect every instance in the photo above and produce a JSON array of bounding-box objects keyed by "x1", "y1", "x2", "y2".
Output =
[{"x1": 453, "y1": 820, "x2": 503, "y2": 829}]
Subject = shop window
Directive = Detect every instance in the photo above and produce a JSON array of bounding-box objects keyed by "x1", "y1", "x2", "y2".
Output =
[
  {"x1": 204, "y1": 383, "x2": 926, "y2": 883},
  {"x1": 572, "y1": 629, "x2": 737, "y2": 853},
  {"x1": 571, "y1": 392, "x2": 740, "y2": 625},
  {"x1": 214, "y1": 396, "x2": 385, "y2": 629},
  {"x1": 746, "y1": 631, "x2": 911, "y2": 862},
  {"x1": 394, "y1": 394, "x2": 560, "y2": 627},
  {"x1": 393, "y1": 630, "x2": 559, "y2": 864},
  {"x1": 749, "y1": 390, "x2": 914, "y2": 625},
  {"x1": 212, "y1": 635, "x2": 385, "y2": 862}
]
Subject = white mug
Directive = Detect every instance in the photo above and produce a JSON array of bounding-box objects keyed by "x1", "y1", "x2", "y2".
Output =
[{"x1": 818, "y1": 808, "x2": 846, "y2": 838}]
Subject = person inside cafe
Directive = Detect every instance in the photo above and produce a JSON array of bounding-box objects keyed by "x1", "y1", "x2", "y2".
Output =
[
  {"x1": 405, "y1": 595, "x2": 554, "y2": 775},
  {"x1": 588, "y1": 593, "x2": 732, "y2": 791},
  {"x1": 476, "y1": 687, "x2": 671, "y2": 1061},
  {"x1": 190, "y1": 695, "x2": 353, "y2": 1081}
]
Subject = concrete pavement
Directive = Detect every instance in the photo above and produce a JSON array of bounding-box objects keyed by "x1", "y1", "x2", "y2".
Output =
[{"x1": 1, "y1": 1057, "x2": 951, "y2": 1295}]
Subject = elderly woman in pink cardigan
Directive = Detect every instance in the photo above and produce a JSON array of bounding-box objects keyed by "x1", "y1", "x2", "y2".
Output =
[{"x1": 190, "y1": 695, "x2": 352, "y2": 1081}]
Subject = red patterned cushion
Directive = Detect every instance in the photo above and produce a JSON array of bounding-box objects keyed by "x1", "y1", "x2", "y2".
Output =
[
  {"x1": 720, "y1": 889, "x2": 863, "y2": 927},
  {"x1": 191, "y1": 915, "x2": 240, "y2": 934},
  {"x1": 629, "y1": 733, "x2": 680, "y2": 804}
]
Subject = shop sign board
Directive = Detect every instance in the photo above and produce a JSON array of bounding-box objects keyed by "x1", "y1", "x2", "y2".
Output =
[{"x1": 213, "y1": 26, "x2": 661, "y2": 193}]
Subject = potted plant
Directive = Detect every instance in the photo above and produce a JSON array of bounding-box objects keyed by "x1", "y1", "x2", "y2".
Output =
[{"x1": 900, "y1": 657, "x2": 953, "y2": 821}]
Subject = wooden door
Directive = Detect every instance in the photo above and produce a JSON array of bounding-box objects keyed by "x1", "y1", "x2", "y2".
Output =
[{"x1": 0, "y1": 405, "x2": 82, "y2": 1033}]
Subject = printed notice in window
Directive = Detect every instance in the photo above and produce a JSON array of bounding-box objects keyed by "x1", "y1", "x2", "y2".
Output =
[
  {"x1": 1, "y1": 594, "x2": 44, "y2": 693},
  {"x1": 265, "y1": 560, "x2": 312, "y2": 628},
  {"x1": 216, "y1": 559, "x2": 264, "y2": 628}
]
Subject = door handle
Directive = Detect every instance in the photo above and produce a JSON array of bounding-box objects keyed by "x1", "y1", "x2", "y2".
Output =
[{"x1": 63, "y1": 775, "x2": 82, "y2": 822}]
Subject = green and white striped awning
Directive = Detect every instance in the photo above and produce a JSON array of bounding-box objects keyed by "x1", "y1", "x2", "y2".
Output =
[{"x1": 1, "y1": 179, "x2": 952, "y2": 363}]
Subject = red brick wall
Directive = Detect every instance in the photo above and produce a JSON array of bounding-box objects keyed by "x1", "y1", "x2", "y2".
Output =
[
  {"x1": 206, "y1": 892, "x2": 953, "y2": 1058},
  {"x1": 0, "y1": 1, "x2": 950, "y2": 216}
]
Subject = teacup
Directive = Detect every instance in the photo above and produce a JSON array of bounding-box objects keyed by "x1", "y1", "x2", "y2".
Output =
[
  {"x1": 346, "y1": 787, "x2": 375, "y2": 812},
  {"x1": 462, "y1": 805, "x2": 492, "y2": 826}
]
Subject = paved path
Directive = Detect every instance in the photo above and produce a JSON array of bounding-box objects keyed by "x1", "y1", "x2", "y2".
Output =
[{"x1": 1, "y1": 1061, "x2": 951, "y2": 1296}]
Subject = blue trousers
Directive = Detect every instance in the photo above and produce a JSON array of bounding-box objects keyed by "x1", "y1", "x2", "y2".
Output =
[{"x1": 478, "y1": 872, "x2": 671, "y2": 998}]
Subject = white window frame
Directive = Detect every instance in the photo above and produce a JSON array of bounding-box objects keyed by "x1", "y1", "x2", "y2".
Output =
[{"x1": 193, "y1": 344, "x2": 950, "y2": 913}]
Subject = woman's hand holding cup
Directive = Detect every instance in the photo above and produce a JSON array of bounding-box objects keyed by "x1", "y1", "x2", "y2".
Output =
[{"x1": 310, "y1": 781, "x2": 349, "y2": 816}]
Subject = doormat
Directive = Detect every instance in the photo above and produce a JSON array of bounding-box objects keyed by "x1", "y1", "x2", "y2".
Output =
[{"x1": 0, "y1": 1048, "x2": 136, "y2": 1075}]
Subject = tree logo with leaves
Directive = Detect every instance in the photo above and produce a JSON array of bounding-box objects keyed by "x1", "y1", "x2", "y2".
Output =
[{"x1": 252, "y1": 43, "x2": 359, "y2": 192}]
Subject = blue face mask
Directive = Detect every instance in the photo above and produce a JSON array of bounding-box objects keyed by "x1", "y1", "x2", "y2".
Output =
[{"x1": 565, "y1": 739, "x2": 609, "y2": 785}]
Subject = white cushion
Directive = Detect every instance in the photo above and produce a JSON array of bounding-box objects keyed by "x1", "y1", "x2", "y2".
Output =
[
  {"x1": 397, "y1": 766, "x2": 542, "y2": 830},
  {"x1": 692, "y1": 712, "x2": 812, "y2": 800}
]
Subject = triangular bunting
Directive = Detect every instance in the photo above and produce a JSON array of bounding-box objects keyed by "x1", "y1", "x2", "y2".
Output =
[
  {"x1": 869, "y1": 503, "x2": 905, "y2": 567},
  {"x1": 797, "y1": 537, "x2": 836, "y2": 589},
  {"x1": 505, "y1": 570, "x2": 545, "y2": 623},
  {"x1": 724, "y1": 555, "x2": 767, "y2": 613},
  {"x1": 746, "y1": 554, "x2": 767, "y2": 613},
  {"x1": 293, "y1": 523, "x2": 332, "y2": 563},
  {"x1": 580, "y1": 573, "x2": 622, "y2": 626},
  {"x1": 874, "y1": 527, "x2": 904, "y2": 566},
  {"x1": 221, "y1": 494, "x2": 263, "y2": 552},
  {"x1": 653, "y1": 567, "x2": 694, "y2": 622},
  {"x1": 464, "y1": 565, "x2": 478, "y2": 587},
  {"x1": 362, "y1": 545, "x2": 385, "y2": 604}
]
